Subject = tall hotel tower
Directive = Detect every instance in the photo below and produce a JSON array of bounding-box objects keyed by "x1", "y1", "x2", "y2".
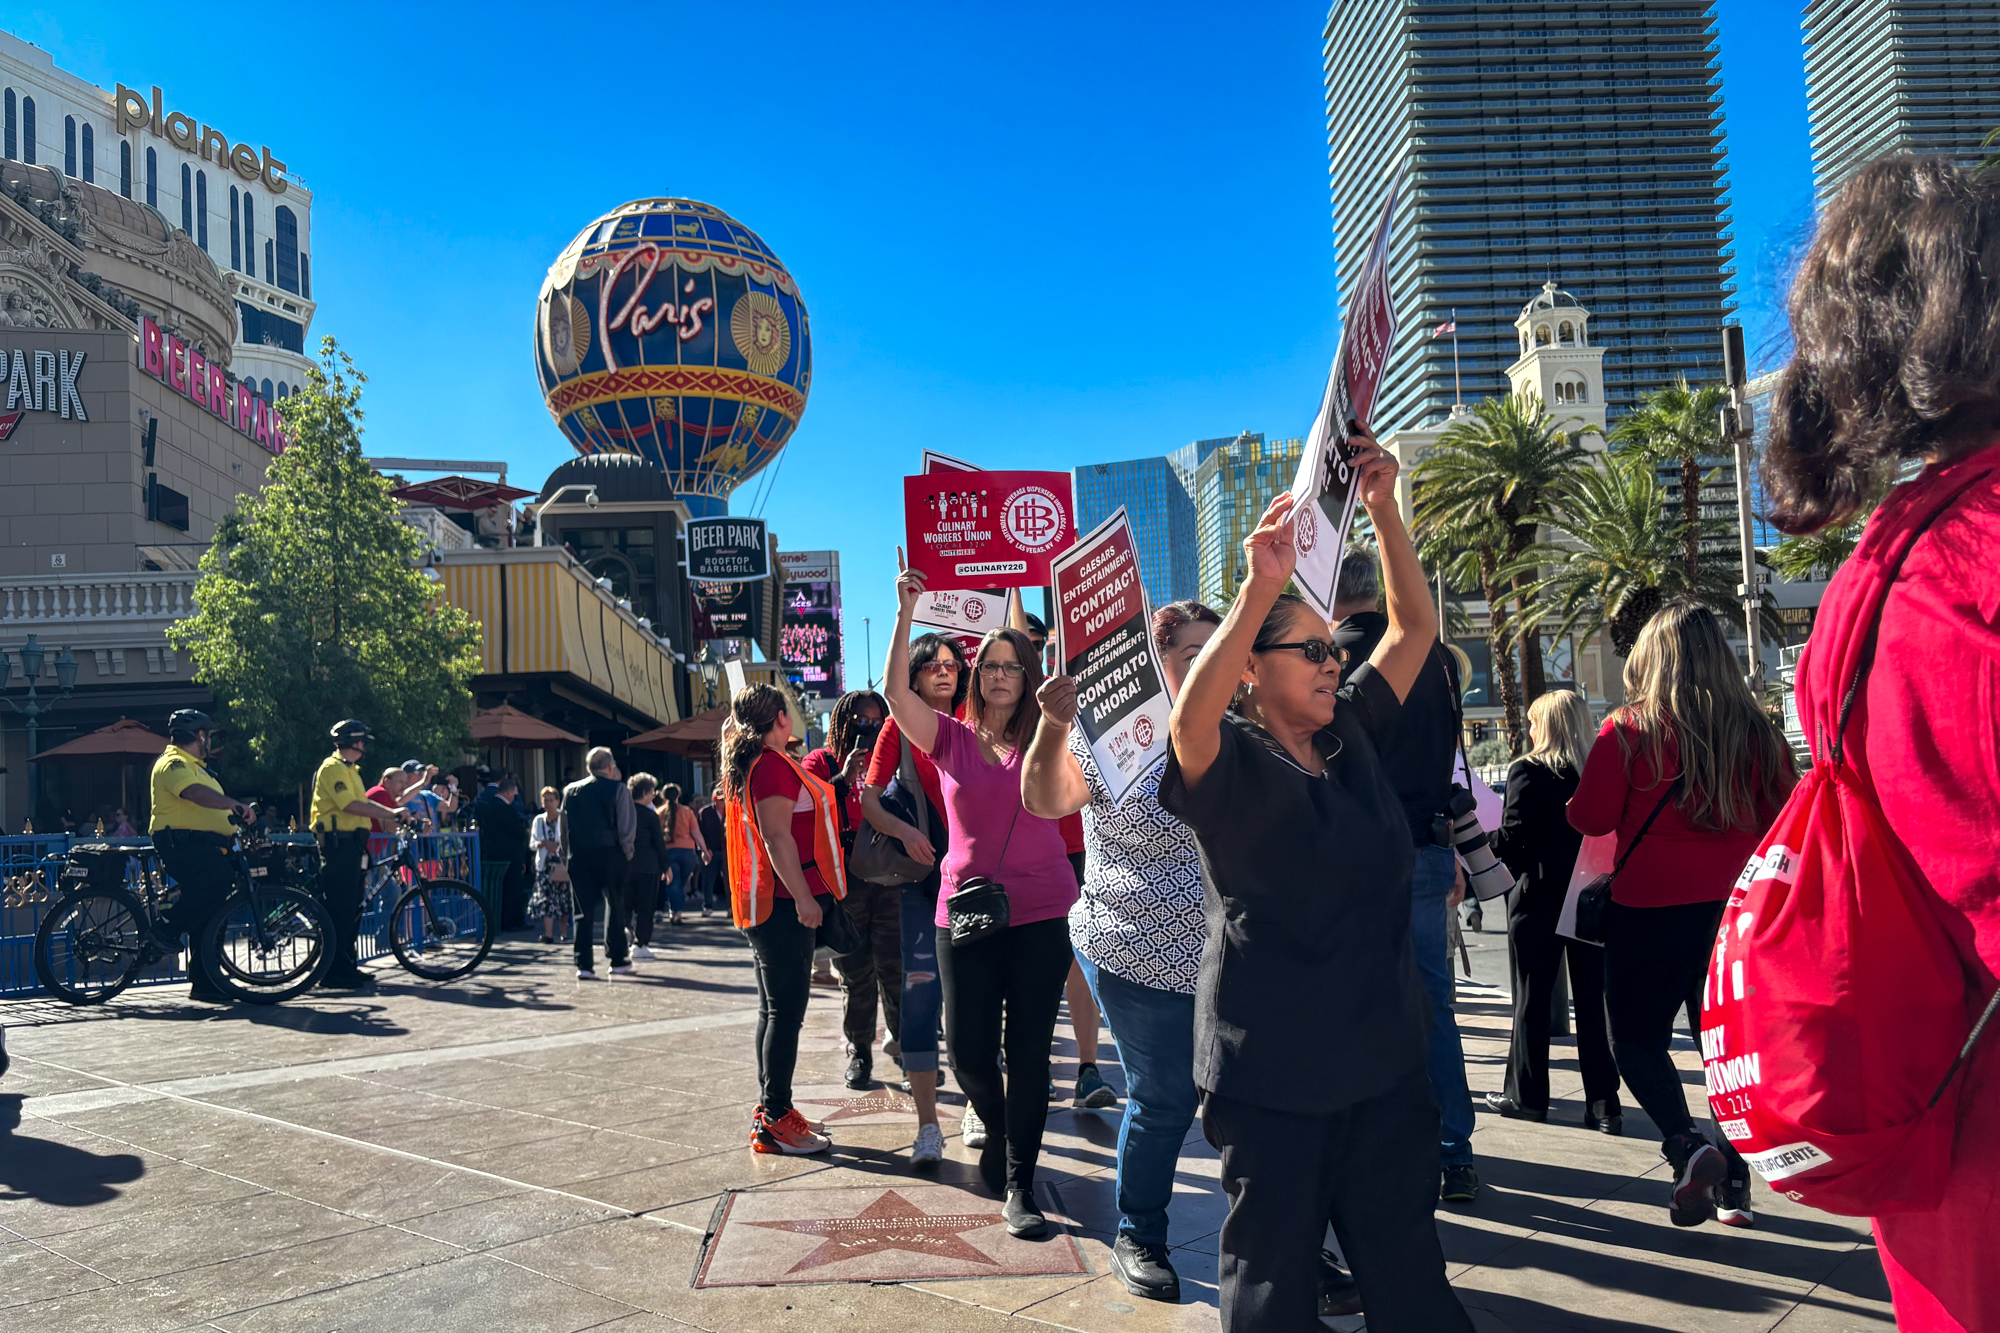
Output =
[
  {"x1": 1803, "y1": 0, "x2": 2000, "y2": 203},
  {"x1": 1322, "y1": 1, "x2": 1735, "y2": 432}
]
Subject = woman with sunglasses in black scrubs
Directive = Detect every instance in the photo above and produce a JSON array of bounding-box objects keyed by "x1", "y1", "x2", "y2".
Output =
[{"x1": 1159, "y1": 429, "x2": 1473, "y2": 1332}]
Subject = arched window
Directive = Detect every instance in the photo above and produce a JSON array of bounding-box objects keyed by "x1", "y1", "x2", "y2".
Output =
[
  {"x1": 229, "y1": 185, "x2": 240, "y2": 269},
  {"x1": 261, "y1": 378, "x2": 274, "y2": 402},
  {"x1": 277, "y1": 380, "x2": 288, "y2": 398},
  {"x1": 1535, "y1": 323, "x2": 1552, "y2": 347},
  {"x1": 145, "y1": 146, "x2": 157, "y2": 207},
  {"x1": 1558, "y1": 321, "x2": 1574, "y2": 345},
  {"x1": 63, "y1": 115, "x2": 75, "y2": 176},
  {"x1": 79, "y1": 122, "x2": 92, "y2": 182},
  {"x1": 21, "y1": 96, "x2": 35, "y2": 163},
  {"x1": 243, "y1": 193, "x2": 256, "y2": 278},
  {"x1": 274, "y1": 205, "x2": 300, "y2": 294},
  {"x1": 181, "y1": 163, "x2": 193, "y2": 233},
  {"x1": 195, "y1": 170, "x2": 208, "y2": 250},
  {"x1": 3, "y1": 89, "x2": 14, "y2": 160},
  {"x1": 120, "y1": 140, "x2": 131, "y2": 198}
]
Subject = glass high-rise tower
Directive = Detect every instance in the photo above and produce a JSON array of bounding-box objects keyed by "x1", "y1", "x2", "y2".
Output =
[
  {"x1": 1323, "y1": 0, "x2": 1736, "y2": 433},
  {"x1": 1803, "y1": 0, "x2": 2000, "y2": 205},
  {"x1": 1072, "y1": 456, "x2": 1200, "y2": 609}
]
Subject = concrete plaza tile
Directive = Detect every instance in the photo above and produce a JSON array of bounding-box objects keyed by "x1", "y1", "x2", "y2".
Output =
[
  {"x1": 341, "y1": 1056, "x2": 551, "y2": 1092},
  {"x1": 0, "y1": 1237, "x2": 117, "y2": 1307},
  {"x1": 332, "y1": 1105, "x2": 592, "y2": 1158},
  {"x1": 209, "y1": 1250, "x2": 641, "y2": 1333},
  {"x1": 36, "y1": 1189, "x2": 372, "y2": 1283},
  {"x1": 579, "y1": 1146, "x2": 841, "y2": 1214},
  {"x1": 1011, "y1": 1243, "x2": 1221, "y2": 1331},
  {"x1": 1583, "y1": 1176, "x2": 1873, "y2": 1289},
  {"x1": 445, "y1": 1126, "x2": 707, "y2": 1192},
  {"x1": 0, "y1": 1142, "x2": 264, "y2": 1240},
  {"x1": 397, "y1": 1189, "x2": 628, "y2": 1252}
]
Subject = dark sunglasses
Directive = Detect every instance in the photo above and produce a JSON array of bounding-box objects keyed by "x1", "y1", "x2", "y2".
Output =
[{"x1": 1260, "y1": 639, "x2": 1341, "y2": 665}]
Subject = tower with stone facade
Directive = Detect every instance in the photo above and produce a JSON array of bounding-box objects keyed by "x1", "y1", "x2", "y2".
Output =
[{"x1": 1507, "y1": 281, "x2": 1607, "y2": 443}]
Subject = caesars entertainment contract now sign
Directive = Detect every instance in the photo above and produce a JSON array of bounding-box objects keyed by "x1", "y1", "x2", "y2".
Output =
[
  {"x1": 903, "y1": 470, "x2": 1075, "y2": 590},
  {"x1": 1052, "y1": 509, "x2": 1169, "y2": 807},
  {"x1": 684, "y1": 517, "x2": 770, "y2": 582},
  {"x1": 1286, "y1": 180, "x2": 1401, "y2": 619}
]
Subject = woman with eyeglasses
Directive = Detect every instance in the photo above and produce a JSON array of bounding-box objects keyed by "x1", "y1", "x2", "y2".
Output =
[
  {"x1": 884, "y1": 560, "x2": 1080, "y2": 1238},
  {"x1": 1160, "y1": 431, "x2": 1472, "y2": 1332}
]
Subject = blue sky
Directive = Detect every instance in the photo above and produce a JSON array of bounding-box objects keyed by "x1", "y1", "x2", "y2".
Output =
[{"x1": 14, "y1": 2, "x2": 1816, "y2": 686}]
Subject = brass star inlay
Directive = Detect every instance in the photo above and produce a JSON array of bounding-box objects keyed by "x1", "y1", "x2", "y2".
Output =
[
  {"x1": 794, "y1": 1088, "x2": 919, "y2": 1122},
  {"x1": 748, "y1": 1189, "x2": 1005, "y2": 1273}
]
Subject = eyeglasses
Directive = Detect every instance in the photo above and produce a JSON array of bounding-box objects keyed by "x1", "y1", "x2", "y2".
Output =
[
  {"x1": 978, "y1": 662, "x2": 1026, "y2": 678},
  {"x1": 1259, "y1": 639, "x2": 1341, "y2": 665},
  {"x1": 918, "y1": 661, "x2": 961, "y2": 675}
]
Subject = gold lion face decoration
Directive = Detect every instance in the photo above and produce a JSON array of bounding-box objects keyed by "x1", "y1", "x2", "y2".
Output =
[
  {"x1": 730, "y1": 291, "x2": 791, "y2": 377},
  {"x1": 543, "y1": 291, "x2": 590, "y2": 375}
]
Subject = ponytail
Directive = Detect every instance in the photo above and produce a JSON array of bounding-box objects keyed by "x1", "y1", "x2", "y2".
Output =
[{"x1": 721, "y1": 685, "x2": 788, "y2": 800}]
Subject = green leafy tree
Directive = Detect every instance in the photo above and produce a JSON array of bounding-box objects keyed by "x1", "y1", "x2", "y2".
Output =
[
  {"x1": 169, "y1": 339, "x2": 483, "y2": 799},
  {"x1": 1608, "y1": 377, "x2": 1729, "y2": 583},
  {"x1": 1768, "y1": 518, "x2": 1864, "y2": 583}
]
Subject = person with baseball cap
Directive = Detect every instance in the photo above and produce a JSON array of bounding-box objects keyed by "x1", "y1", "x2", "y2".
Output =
[
  {"x1": 310, "y1": 720, "x2": 406, "y2": 991},
  {"x1": 148, "y1": 710, "x2": 255, "y2": 1003}
]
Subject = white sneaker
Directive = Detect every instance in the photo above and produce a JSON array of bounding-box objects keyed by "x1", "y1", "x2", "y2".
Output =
[
  {"x1": 911, "y1": 1123, "x2": 945, "y2": 1168},
  {"x1": 576, "y1": 969, "x2": 599, "y2": 981},
  {"x1": 631, "y1": 946, "x2": 656, "y2": 960},
  {"x1": 962, "y1": 1105, "x2": 988, "y2": 1149},
  {"x1": 610, "y1": 963, "x2": 636, "y2": 976}
]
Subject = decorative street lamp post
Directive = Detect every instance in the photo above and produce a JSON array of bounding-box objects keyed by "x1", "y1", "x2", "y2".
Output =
[{"x1": 0, "y1": 635, "x2": 81, "y2": 824}]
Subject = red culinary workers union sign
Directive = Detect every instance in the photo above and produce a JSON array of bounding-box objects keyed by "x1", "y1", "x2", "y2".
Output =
[{"x1": 903, "y1": 470, "x2": 1075, "y2": 591}]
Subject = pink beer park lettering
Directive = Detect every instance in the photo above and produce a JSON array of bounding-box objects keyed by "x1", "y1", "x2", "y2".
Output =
[{"x1": 135, "y1": 314, "x2": 286, "y2": 453}]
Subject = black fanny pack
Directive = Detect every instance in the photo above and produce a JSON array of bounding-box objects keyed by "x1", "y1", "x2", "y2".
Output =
[{"x1": 944, "y1": 805, "x2": 1020, "y2": 947}]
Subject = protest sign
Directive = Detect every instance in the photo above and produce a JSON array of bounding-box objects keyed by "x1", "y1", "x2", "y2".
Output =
[
  {"x1": 723, "y1": 658, "x2": 747, "y2": 700},
  {"x1": 1285, "y1": 179, "x2": 1402, "y2": 619},
  {"x1": 923, "y1": 449, "x2": 981, "y2": 473},
  {"x1": 910, "y1": 587, "x2": 1008, "y2": 637},
  {"x1": 1051, "y1": 508, "x2": 1169, "y2": 807},
  {"x1": 903, "y1": 470, "x2": 1075, "y2": 590}
]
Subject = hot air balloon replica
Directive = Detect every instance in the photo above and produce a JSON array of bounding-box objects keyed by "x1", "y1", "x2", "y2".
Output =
[{"x1": 534, "y1": 198, "x2": 811, "y2": 516}]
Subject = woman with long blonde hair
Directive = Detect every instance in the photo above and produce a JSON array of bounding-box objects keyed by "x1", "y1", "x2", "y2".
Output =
[
  {"x1": 1488, "y1": 690, "x2": 1620, "y2": 1132},
  {"x1": 1569, "y1": 600, "x2": 1794, "y2": 1229}
]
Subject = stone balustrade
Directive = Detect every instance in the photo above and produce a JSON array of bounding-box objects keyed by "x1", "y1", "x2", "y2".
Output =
[{"x1": 0, "y1": 573, "x2": 198, "y2": 625}]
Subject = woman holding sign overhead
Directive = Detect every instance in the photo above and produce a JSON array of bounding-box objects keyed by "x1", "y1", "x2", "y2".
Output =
[
  {"x1": 885, "y1": 554, "x2": 1079, "y2": 1240},
  {"x1": 1159, "y1": 430, "x2": 1472, "y2": 1332}
]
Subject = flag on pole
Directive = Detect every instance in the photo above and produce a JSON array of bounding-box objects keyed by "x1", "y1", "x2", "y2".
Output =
[{"x1": 1432, "y1": 319, "x2": 1457, "y2": 339}]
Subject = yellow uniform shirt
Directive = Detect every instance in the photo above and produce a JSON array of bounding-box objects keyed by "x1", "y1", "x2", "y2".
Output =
[
  {"x1": 310, "y1": 752, "x2": 373, "y2": 833},
  {"x1": 148, "y1": 744, "x2": 236, "y2": 835}
]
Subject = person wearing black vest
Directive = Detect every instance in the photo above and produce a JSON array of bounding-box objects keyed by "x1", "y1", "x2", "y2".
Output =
[
  {"x1": 1159, "y1": 434, "x2": 1473, "y2": 1333},
  {"x1": 561, "y1": 748, "x2": 637, "y2": 980}
]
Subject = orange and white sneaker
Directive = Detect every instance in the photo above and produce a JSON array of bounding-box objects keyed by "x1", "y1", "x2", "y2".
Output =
[{"x1": 754, "y1": 1107, "x2": 831, "y2": 1155}]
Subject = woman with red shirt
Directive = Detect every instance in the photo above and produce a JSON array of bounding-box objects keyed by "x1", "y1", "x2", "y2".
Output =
[
  {"x1": 1761, "y1": 158, "x2": 2000, "y2": 1331},
  {"x1": 1569, "y1": 601, "x2": 1793, "y2": 1229}
]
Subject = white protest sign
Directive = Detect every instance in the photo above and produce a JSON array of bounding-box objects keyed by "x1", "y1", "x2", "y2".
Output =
[{"x1": 1052, "y1": 508, "x2": 1169, "y2": 807}]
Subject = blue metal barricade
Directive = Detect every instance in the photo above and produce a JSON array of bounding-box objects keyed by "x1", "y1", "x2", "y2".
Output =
[
  {"x1": 357, "y1": 830, "x2": 482, "y2": 962},
  {"x1": 1, "y1": 833, "x2": 74, "y2": 995}
]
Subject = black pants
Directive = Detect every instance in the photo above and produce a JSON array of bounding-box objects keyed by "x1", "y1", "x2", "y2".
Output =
[
  {"x1": 570, "y1": 845, "x2": 631, "y2": 973},
  {"x1": 628, "y1": 862, "x2": 661, "y2": 948},
  {"x1": 1203, "y1": 1075, "x2": 1474, "y2": 1333},
  {"x1": 315, "y1": 830, "x2": 371, "y2": 979},
  {"x1": 1505, "y1": 894, "x2": 1620, "y2": 1112},
  {"x1": 833, "y1": 880, "x2": 903, "y2": 1058},
  {"x1": 937, "y1": 915, "x2": 1073, "y2": 1192},
  {"x1": 153, "y1": 829, "x2": 236, "y2": 995},
  {"x1": 744, "y1": 894, "x2": 817, "y2": 1118},
  {"x1": 499, "y1": 858, "x2": 530, "y2": 931},
  {"x1": 1603, "y1": 899, "x2": 1746, "y2": 1171}
]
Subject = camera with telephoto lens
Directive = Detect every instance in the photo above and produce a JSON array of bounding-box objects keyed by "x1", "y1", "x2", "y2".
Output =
[{"x1": 1447, "y1": 786, "x2": 1516, "y2": 902}]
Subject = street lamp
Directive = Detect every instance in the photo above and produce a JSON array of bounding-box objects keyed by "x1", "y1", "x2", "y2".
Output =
[
  {"x1": 531, "y1": 485, "x2": 600, "y2": 547},
  {"x1": 1, "y1": 635, "x2": 80, "y2": 825}
]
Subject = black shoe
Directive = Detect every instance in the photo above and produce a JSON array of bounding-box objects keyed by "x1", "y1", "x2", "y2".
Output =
[
  {"x1": 1317, "y1": 1250, "x2": 1364, "y2": 1318},
  {"x1": 1440, "y1": 1162, "x2": 1480, "y2": 1203},
  {"x1": 1668, "y1": 1137, "x2": 1726, "y2": 1228},
  {"x1": 1110, "y1": 1235, "x2": 1180, "y2": 1302},
  {"x1": 316, "y1": 970, "x2": 376, "y2": 993},
  {"x1": 1002, "y1": 1189, "x2": 1048, "y2": 1239},
  {"x1": 1585, "y1": 1099, "x2": 1625, "y2": 1136},
  {"x1": 844, "y1": 1052, "x2": 872, "y2": 1091},
  {"x1": 978, "y1": 1137, "x2": 1007, "y2": 1198},
  {"x1": 1484, "y1": 1092, "x2": 1548, "y2": 1122},
  {"x1": 1716, "y1": 1175, "x2": 1755, "y2": 1228},
  {"x1": 188, "y1": 986, "x2": 232, "y2": 1004},
  {"x1": 0, "y1": 1027, "x2": 9, "y2": 1078}
]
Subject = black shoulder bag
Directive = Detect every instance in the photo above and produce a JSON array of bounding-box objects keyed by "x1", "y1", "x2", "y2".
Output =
[
  {"x1": 1572, "y1": 778, "x2": 1677, "y2": 945},
  {"x1": 847, "y1": 735, "x2": 933, "y2": 886},
  {"x1": 944, "y1": 804, "x2": 1020, "y2": 947}
]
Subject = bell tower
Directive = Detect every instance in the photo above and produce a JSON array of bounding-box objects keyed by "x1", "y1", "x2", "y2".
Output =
[{"x1": 1508, "y1": 281, "x2": 1607, "y2": 443}]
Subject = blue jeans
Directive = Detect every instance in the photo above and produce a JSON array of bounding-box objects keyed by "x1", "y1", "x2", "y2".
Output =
[
  {"x1": 664, "y1": 849, "x2": 701, "y2": 915},
  {"x1": 1410, "y1": 842, "x2": 1474, "y2": 1167},
  {"x1": 1077, "y1": 952, "x2": 1199, "y2": 1248},
  {"x1": 898, "y1": 879, "x2": 943, "y2": 1074}
]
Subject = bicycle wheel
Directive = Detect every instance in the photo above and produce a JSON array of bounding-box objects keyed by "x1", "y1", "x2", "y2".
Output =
[
  {"x1": 34, "y1": 887, "x2": 150, "y2": 1005},
  {"x1": 202, "y1": 885, "x2": 331, "y2": 1004},
  {"x1": 389, "y1": 877, "x2": 493, "y2": 980}
]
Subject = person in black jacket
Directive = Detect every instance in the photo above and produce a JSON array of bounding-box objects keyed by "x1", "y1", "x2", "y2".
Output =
[
  {"x1": 1486, "y1": 689, "x2": 1622, "y2": 1131},
  {"x1": 473, "y1": 775, "x2": 532, "y2": 932},
  {"x1": 626, "y1": 772, "x2": 670, "y2": 958},
  {"x1": 696, "y1": 788, "x2": 726, "y2": 915}
]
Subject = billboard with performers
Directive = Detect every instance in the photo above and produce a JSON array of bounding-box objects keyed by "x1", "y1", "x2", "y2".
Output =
[
  {"x1": 903, "y1": 470, "x2": 1075, "y2": 591},
  {"x1": 780, "y1": 581, "x2": 843, "y2": 701},
  {"x1": 685, "y1": 516, "x2": 771, "y2": 582},
  {"x1": 1286, "y1": 179, "x2": 1401, "y2": 619},
  {"x1": 1051, "y1": 509, "x2": 1170, "y2": 807}
]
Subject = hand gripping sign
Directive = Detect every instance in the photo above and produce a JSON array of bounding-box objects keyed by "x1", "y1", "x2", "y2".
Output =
[
  {"x1": 903, "y1": 470, "x2": 1076, "y2": 591},
  {"x1": 1052, "y1": 509, "x2": 1169, "y2": 807},
  {"x1": 1285, "y1": 180, "x2": 1402, "y2": 619}
]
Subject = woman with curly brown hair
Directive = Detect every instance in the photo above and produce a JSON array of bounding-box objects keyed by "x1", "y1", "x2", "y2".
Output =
[{"x1": 1763, "y1": 156, "x2": 2000, "y2": 1332}]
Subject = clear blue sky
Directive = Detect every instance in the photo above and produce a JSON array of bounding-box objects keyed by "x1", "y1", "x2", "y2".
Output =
[{"x1": 15, "y1": 2, "x2": 1814, "y2": 687}]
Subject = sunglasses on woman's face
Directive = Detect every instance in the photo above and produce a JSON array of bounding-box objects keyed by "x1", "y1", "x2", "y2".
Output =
[
  {"x1": 919, "y1": 660, "x2": 962, "y2": 675},
  {"x1": 1260, "y1": 638, "x2": 1341, "y2": 665}
]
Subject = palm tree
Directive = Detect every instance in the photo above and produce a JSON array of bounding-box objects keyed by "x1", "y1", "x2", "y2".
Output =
[
  {"x1": 1609, "y1": 378, "x2": 1728, "y2": 583},
  {"x1": 1769, "y1": 519, "x2": 1864, "y2": 583},
  {"x1": 1413, "y1": 394, "x2": 1590, "y2": 749},
  {"x1": 1508, "y1": 454, "x2": 1752, "y2": 657},
  {"x1": 1418, "y1": 508, "x2": 1526, "y2": 747}
]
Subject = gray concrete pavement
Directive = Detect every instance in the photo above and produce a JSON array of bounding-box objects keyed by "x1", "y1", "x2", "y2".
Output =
[{"x1": 1, "y1": 916, "x2": 1895, "y2": 1331}]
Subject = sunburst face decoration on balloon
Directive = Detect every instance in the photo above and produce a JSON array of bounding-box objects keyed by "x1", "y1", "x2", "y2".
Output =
[{"x1": 533, "y1": 198, "x2": 813, "y2": 517}]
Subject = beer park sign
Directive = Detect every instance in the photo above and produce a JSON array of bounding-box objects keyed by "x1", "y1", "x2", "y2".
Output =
[{"x1": 136, "y1": 315, "x2": 290, "y2": 454}]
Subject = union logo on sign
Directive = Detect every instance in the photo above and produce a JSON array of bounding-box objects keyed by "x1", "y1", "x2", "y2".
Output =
[
  {"x1": 1132, "y1": 715, "x2": 1155, "y2": 748},
  {"x1": 1000, "y1": 487, "x2": 1065, "y2": 553},
  {"x1": 1295, "y1": 500, "x2": 1318, "y2": 555},
  {"x1": 963, "y1": 598, "x2": 986, "y2": 622}
]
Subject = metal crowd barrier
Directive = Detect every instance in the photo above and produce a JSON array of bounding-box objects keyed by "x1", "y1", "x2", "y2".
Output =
[{"x1": 0, "y1": 828, "x2": 484, "y2": 998}]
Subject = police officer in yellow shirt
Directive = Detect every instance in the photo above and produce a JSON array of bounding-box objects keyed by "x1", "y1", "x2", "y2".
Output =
[
  {"x1": 310, "y1": 719, "x2": 405, "y2": 991},
  {"x1": 150, "y1": 710, "x2": 254, "y2": 1003}
]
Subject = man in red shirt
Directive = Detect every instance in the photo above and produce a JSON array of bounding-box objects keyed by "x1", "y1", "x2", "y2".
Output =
[{"x1": 363, "y1": 769, "x2": 413, "y2": 834}]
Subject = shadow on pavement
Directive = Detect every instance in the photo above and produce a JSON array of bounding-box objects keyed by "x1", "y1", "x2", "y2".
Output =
[{"x1": 0, "y1": 1093, "x2": 145, "y2": 1207}]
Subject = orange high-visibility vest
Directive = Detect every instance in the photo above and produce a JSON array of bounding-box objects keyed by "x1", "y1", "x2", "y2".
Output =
[{"x1": 726, "y1": 748, "x2": 848, "y2": 928}]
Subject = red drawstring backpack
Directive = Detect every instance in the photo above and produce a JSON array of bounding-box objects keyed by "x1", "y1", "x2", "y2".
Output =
[{"x1": 1700, "y1": 465, "x2": 2000, "y2": 1216}]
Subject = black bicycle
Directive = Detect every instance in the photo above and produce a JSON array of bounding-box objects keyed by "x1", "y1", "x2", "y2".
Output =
[
  {"x1": 32, "y1": 828, "x2": 332, "y2": 1006},
  {"x1": 366, "y1": 821, "x2": 494, "y2": 981}
]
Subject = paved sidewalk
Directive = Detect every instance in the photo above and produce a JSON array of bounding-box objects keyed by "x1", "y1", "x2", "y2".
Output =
[{"x1": 1, "y1": 918, "x2": 1895, "y2": 1332}]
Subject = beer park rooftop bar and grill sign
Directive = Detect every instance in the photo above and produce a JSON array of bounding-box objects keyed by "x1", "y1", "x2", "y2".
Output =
[
  {"x1": 685, "y1": 517, "x2": 769, "y2": 582},
  {"x1": 135, "y1": 315, "x2": 290, "y2": 454}
]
